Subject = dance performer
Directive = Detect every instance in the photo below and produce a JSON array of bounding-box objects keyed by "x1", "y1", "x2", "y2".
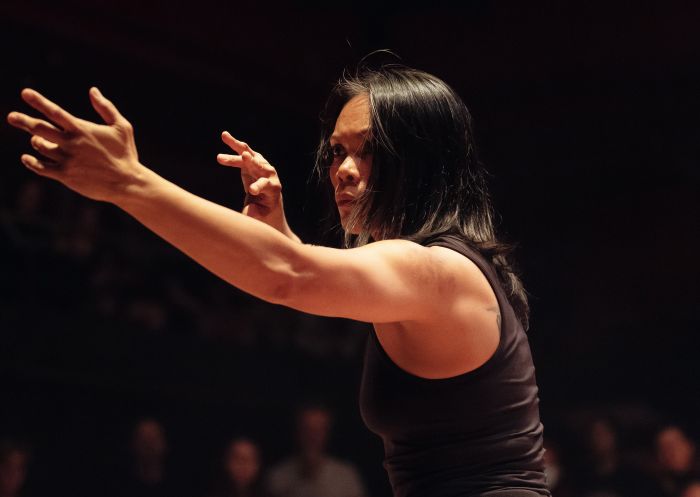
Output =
[{"x1": 7, "y1": 65, "x2": 550, "y2": 497}]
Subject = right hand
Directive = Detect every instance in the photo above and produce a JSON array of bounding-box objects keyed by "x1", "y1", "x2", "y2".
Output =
[
  {"x1": 217, "y1": 131, "x2": 298, "y2": 241},
  {"x1": 7, "y1": 87, "x2": 144, "y2": 204}
]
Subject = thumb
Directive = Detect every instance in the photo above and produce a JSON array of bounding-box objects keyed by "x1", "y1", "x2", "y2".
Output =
[{"x1": 89, "y1": 87, "x2": 123, "y2": 125}]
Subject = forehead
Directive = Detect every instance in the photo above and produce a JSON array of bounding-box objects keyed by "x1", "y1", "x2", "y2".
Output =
[{"x1": 331, "y1": 94, "x2": 370, "y2": 142}]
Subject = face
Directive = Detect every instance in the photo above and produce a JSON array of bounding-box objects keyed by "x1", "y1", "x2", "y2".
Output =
[
  {"x1": 0, "y1": 451, "x2": 28, "y2": 495},
  {"x1": 297, "y1": 408, "x2": 331, "y2": 456},
  {"x1": 329, "y1": 94, "x2": 373, "y2": 234},
  {"x1": 225, "y1": 439, "x2": 260, "y2": 487},
  {"x1": 131, "y1": 419, "x2": 167, "y2": 459},
  {"x1": 657, "y1": 426, "x2": 695, "y2": 473}
]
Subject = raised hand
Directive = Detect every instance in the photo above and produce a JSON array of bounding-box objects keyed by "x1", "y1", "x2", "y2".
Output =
[
  {"x1": 7, "y1": 87, "x2": 144, "y2": 203},
  {"x1": 217, "y1": 131, "x2": 300, "y2": 242}
]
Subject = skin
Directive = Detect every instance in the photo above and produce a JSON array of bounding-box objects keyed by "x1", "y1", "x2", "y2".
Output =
[
  {"x1": 224, "y1": 439, "x2": 260, "y2": 489},
  {"x1": 327, "y1": 95, "x2": 373, "y2": 234},
  {"x1": 656, "y1": 426, "x2": 696, "y2": 474},
  {"x1": 297, "y1": 408, "x2": 331, "y2": 474},
  {"x1": 7, "y1": 88, "x2": 500, "y2": 379}
]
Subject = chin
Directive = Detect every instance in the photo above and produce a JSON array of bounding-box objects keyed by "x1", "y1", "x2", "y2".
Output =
[{"x1": 339, "y1": 218, "x2": 361, "y2": 236}]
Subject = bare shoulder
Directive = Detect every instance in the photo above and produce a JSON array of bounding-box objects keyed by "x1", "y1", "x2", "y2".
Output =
[
  {"x1": 373, "y1": 243, "x2": 502, "y2": 378},
  {"x1": 425, "y1": 244, "x2": 499, "y2": 307},
  {"x1": 351, "y1": 238, "x2": 496, "y2": 304}
]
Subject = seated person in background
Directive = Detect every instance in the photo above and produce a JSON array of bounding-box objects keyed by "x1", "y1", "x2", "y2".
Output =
[
  {"x1": 115, "y1": 418, "x2": 177, "y2": 497},
  {"x1": 654, "y1": 425, "x2": 700, "y2": 497},
  {"x1": 577, "y1": 416, "x2": 658, "y2": 497},
  {"x1": 542, "y1": 438, "x2": 575, "y2": 497},
  {"x1": 0, "y1": 439, "x2": 30, "y2": 497},
  {"x1": 209, "y1": 437, "x2": 268, "y2": 497},
  {"x1": 682, "y1": 481, "x2": 700, "y2": 497},
  {"x1": 265, "y1": 404, "x2": 366, "y2": 497}
]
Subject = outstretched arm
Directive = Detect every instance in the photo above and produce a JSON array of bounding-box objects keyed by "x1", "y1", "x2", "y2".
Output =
[{"x1": 6, "y1": 88, "x2": 474, "y2": 324}]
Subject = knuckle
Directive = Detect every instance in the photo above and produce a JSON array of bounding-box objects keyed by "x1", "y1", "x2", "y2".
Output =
[{"x1": 121, "y1": 119, "x2": 134, "y2": 132}]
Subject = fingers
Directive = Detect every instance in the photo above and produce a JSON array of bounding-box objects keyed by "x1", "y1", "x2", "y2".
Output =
[
  {"x1": 20, "y1": 153, "x2": 60, "y2": 179},
  {"x1": 248, "y1": 177, "x2": 271, "y2": 196},
  {"x1": 20, "y1": 88, "x2": 80, "y2": 132},
  {"x1": 221, "y1": 131, "x2": 255, "y2": 155},
  {"x1": 30, "y1": 135, "x2": 66, "y2": 162},
  {"x1": 217, "y1": 153, "x2": 245, "y2": 169},
  {"x1": 7, "y1": 112, "x2": 66, "y2": 144},
  {"x1": 89, "y1": 86, "x2": 124, "y2": 125},
  {"x1": 218, "y1": 149, "x2": 273, "y2": 174}
]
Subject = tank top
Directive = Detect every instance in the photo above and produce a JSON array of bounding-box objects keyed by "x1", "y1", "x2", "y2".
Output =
[{"x1": 358, "y1": 234, "x2": 550, "y2": 497}]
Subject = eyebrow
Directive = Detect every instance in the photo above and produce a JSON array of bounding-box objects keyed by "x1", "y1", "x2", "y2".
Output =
[{"x1": 330, "y1": 127, "x2": 370, "y2": 143}]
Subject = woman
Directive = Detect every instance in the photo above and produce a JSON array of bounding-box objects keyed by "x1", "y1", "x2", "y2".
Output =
[{"x1": 7, "y1": 65, "x2": 550, "y2": 497}]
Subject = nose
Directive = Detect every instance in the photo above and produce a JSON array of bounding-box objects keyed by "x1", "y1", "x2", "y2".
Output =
[{"x1": 335, "y1": 155, "x2": 360, "y2": 184}]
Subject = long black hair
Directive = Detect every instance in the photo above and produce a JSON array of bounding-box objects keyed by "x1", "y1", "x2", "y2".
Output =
[{"x1": 314, "y1": 64, "x2": 530, "y2": 330}]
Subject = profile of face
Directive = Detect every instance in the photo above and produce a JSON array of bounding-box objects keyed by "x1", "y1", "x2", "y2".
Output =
[
  {"x1": 131, "y1": 419, "x2": 168, "y2": 461},
  {"x1": 297, "y1": 407, "x2": 331, "y2": 456},
  {"x1": 656, "y1": 426, "x2": 696, "y2": 474},
  {"x1": 224, "y1": 439, "x2": 260, "y2": 489},
  {"x1": 329, "y1": 94, "x2": 373, "y2": 234},
  {"x1": 0, "y1": 450, "x2": 28, "y2": 496}
]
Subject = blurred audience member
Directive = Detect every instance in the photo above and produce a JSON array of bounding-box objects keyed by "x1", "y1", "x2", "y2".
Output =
[
  {"x1": 578, "y1": 416, "x2": 656, "y2": 497},
  {"x1": 682, "y1": 481, "x2": 700, "y2": 497},
  {"x1": 0, "y1": 440, "x2": 30, "y2": 497},
  {"x1": 654, "y1": 425, "x2": 700, "y2": 497},
  {"x1": 116, "y1": 418, "x2": 176, "y2": 497},
  {"x1": 265, "y1": 404, "x2": 366, "y2": 497},
  {"x1": 543, "y1": 438, "x2": 575, "y2": 497},
  {"x1": 210, "y1": 437, "x2": 268, "y2": 497}
]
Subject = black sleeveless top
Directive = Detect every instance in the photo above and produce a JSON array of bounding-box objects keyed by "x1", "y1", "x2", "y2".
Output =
[{"x1": 359, "y1": 234, "x2": 550, "y2": 497}]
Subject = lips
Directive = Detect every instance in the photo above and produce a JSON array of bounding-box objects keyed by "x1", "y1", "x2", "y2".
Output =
[{"x1": 335, "y1": 193, "x2": 356, "y2": 207}]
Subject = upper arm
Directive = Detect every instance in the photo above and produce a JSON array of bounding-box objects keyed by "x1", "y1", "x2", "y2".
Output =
[{"x1": 275, "y1": 239, "x2": 470, "y2": 323}]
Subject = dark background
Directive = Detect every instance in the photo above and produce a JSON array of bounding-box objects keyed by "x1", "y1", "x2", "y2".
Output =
[{"x1": 1, "y1": 1, "x2": 699, "y2": 496}]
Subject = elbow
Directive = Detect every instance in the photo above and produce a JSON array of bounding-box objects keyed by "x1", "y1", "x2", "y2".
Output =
[
  {"x1": 266, "y1": 274, "x2": 296, "y2": 305},
  {"x1": 261, "y1": 249, "x2": 315, "y2": 308}
]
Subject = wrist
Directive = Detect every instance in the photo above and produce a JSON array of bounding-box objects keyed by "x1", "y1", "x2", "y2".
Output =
[{"x1": 111, "y1": 163, "x2": 162, "y2": 209}]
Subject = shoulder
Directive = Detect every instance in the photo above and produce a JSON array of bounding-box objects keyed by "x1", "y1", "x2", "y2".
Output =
[
  {"x1": 323, "y1": 455, "x2": 361, "y2": 475},
  {"x1": 370, "y1": 238, "x2": 496, "y2": 304},
  {"x1": 266, "y1": 457, "x2": 298, "y2": 481},
  {"x1": 422, "y1": 238, "x2": 500, "y2": 306},
  {"x1": 321, "y1": 457, "x2": 365, "y2": 489}
]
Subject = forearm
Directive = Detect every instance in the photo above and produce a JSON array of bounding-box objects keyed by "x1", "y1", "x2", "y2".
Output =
[
  {"x1": 243, "y1": 194, "x2": 302, "y2": 243},
  {"x1": 115, "y1": 165, "x2": 304, "y2": 302}
]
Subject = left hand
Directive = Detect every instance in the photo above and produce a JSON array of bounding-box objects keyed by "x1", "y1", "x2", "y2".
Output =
[{"x1": 7, "y1": 87, "x2": 145, "y2": 203}]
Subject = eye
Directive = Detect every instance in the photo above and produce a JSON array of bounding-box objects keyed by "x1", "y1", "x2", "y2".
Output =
[{"x1": 331, "y1": 144, "x2": 345, "y2": 158}]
